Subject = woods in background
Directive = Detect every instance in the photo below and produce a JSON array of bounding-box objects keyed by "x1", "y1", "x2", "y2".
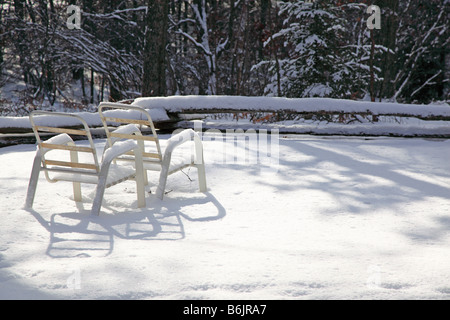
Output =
[{"x1": 0, "y1": 0, "x2": 448, "y2": 108}]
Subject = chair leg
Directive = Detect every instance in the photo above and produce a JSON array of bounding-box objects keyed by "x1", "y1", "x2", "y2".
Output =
[
  {"x1": 136, "y1": 139, "x2": 149, "y2": 186},
  {"x1": 134, "y1": 148, "x2": 146, "y2": 208},
  {"x1": 91, "y1": 177, "x2": 106, "y2": 216},
  {"x1": 73, "y1": 182, "x2": 82, "y2": 202},
  {"x1": 197, "y1": 163, "x2": 207, "y2": 192},
  {"x1": 70, "y1": 148, "x2": 82, "y2": 202},
  {"x1": 91, "y1": 163, "x2": 109, "y2": 215},
  {"x1": 156, "y1": 156, "x2": 171, "y2": 200},
  {"x1": 25, "y1": 153, "x2": 42, "y2": 208},
  {"x1": 193, "y1": 134, "x2": 207, "y2": 192}
]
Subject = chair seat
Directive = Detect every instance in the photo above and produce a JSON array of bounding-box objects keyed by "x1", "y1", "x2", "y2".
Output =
[
  {"x1": 118, "y1": 153, "x2": 193, "y2": 173},
  {"x1": 50, "y1": 164, "x2": 136, "y2": 187},
  {"x1": 142, "y1": 155, "x2": 193, "y2": 173}
]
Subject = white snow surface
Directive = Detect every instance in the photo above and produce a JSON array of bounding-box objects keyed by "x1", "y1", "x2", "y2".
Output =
[{"x1": 1, "y1": 133, "x2": 450, "y2": 299}]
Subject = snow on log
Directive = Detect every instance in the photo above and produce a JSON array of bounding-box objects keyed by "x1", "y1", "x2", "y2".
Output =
[{"x1": 133, "y1": 96, "x2": 450, "y2": 119}]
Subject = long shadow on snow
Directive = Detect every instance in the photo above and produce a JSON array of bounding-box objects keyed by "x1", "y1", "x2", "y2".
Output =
[
  {"x1": 254, "y1": 137, "x2": 450, "y2": 244},
  {"x1": 259, "y1": 138, "x2": 450, "y2": 215},
  {"x1": 25, "y1": 192, "x2": 226, "y2": 258}
]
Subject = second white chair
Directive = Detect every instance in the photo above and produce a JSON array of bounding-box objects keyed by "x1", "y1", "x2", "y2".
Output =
[{"x1": 98, "y1": 102, "x2": 207, "y2": 199}]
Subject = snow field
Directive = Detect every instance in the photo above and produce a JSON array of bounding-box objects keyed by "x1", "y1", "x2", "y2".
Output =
[{"x1": 1, "y1": 134, "x2": 450, "y2": 299}]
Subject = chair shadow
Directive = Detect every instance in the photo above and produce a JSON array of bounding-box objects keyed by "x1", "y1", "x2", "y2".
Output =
[{"x1": 25, "y1": 192, "x2": 225, "y2": 258}]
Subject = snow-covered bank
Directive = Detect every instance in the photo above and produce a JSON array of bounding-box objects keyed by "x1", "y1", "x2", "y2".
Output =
[
  {"x1": 133, "y1": 96, "x2": 450, "y2": 118},
  {"x1": 1, "y1": 97, "x2": 449, "y2": 138},
  {"x1": 1, "y1": 135, "x2": 450, "y2": 299},
  {"x1": 179, "y1": 116, "x2": 450, "y2": 137},
  {"x1": 133, "y1": 96, "x2": 450, "y2": 137},
  {"x1": 0, "y1": 107, "x2": 170, "y2": 131}
]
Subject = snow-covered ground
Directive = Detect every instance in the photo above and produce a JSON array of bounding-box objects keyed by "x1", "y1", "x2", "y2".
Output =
[{"x1": 1, "y1": 131, "x2": 450, "y2": 299}]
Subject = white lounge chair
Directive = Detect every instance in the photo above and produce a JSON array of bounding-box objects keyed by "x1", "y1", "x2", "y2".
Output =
[
  {"x1": 98, "y1": 102, "x2": 206, "y2": 199},
  {"x1": 25, "y1": 110, "x2": 146, "y2": 215}
]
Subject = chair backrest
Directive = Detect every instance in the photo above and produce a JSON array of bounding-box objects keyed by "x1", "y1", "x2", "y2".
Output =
[
  {"x1": 98, "y1": 102, "x2": 162, "y2": 164},
  {"x1": 29, "y1": 111, "x2": 100, "y2": 181}
]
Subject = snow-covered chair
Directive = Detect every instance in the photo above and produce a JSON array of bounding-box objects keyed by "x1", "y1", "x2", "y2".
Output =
[
  {"x1": 25, "y1": 111, "x2": 146, "y2": 215},
  {"x1": 98, "y1": 102, "x2": 206, "y2": 199}
]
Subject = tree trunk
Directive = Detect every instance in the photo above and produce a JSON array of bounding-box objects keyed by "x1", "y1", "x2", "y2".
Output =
[
  {"x1": 90, "y1": 69, "x2": 95, "y2": 104},
  {"x1": 13, "y1": 0, "x2": 29, "y2": 84},
  {"x1": 193, "y1": 0, "x2": 216, "y2": 95},
  {"x1": 444, "y1": 52, "x2": 450, "y2": 100},
  {"x1": 369, "y1": 29, "x2": 375, "y2": 102},
  {"x1": 142, "y1": 0, "x2": 168, "y2": 97},
  {"x1": 80, "y1": 69, "x2": 86, "y2": 99},
  {"x1": 0, "y1": 3, "x2": 3, "y2": 79},
  {"x1": 377, "y1": 0, "x2": 399, "y2": 100},
  {"x1": 268, "y1": 2, "x2": 281, "y2": 96},
  {"x1": 259, "y1": 0, "x2": 270, "y2": 61},
  {"x1": 227, "y1": 0, "x2": 237, "y2": 95},
  {"x1": 100, "y1": 76, "x2": 105, "y2": 102}
]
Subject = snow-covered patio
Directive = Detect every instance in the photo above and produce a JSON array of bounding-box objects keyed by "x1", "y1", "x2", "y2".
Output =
[{"x1": 1, "y1": 132, "x2": 450, "y2": 299}]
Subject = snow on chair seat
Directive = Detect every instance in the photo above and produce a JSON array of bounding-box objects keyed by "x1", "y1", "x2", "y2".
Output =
[
  {"x1": 25, "y1": 110, "x2": 146, "y2": 215},
  {"x1": 49, "y1": 163, "x2": 136, "y2": 186},
  {"x1": 98, "y1": 102, "x2": 207, "y2": 199}
]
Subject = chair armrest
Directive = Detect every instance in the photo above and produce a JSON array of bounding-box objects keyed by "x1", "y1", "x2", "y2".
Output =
[
  {"x1": 109, "y1": 124, "x2": 141, "y2": 144},
  {"x1": 44, "y1": 133, "x2": 74, "y2": 144},
  {"x1": 112, "y1": 123, "x2": 140, "y2": 134},
  {"x1": 165, "y1": 129, "x2": 195, "y2": 154},
  {"x1": 39, "y1": 133, "x2": 74, "y2": 154},
  {"x1": 102, "y1": 140, "x2": 140, "y2": 164},
  {"x1": 164, "y1": 129, "x2": 203, "y2": 165}
]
